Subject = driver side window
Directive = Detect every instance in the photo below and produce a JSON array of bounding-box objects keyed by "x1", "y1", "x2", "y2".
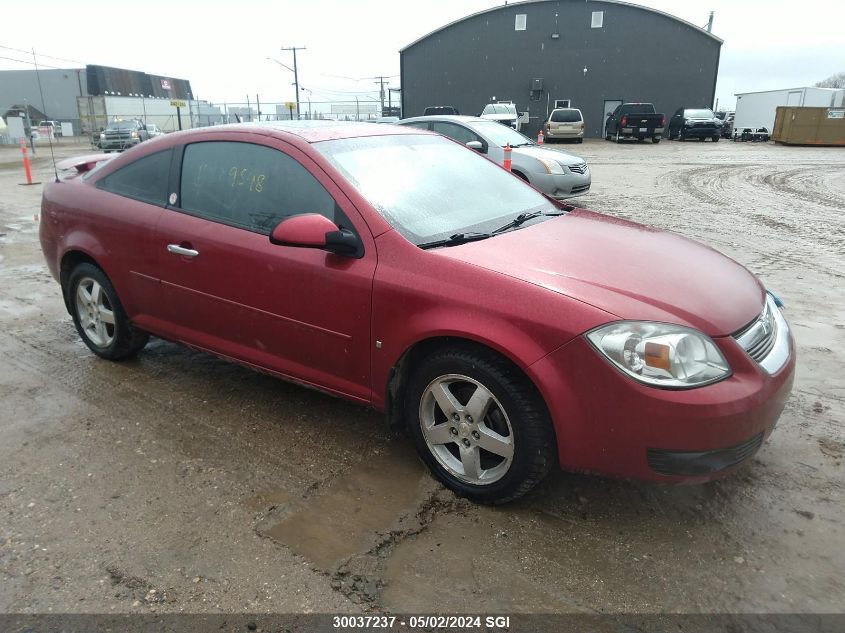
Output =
[
  {"x1": 178, "y1": 141, "x2": 348, "y2": 235},
  {"x1": 431, "y1": 122, "x2": 482, "y2": 146}
]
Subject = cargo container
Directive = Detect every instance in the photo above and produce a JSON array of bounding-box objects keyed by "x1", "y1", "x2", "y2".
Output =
[
  {"x1": 772, "y1": 106, "x2": 845, "y2": 146},
  {"x1": 733, "y1": 87, "x2": 845, "y2": 138}
]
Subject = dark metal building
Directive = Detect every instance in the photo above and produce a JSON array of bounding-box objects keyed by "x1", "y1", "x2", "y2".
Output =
[{"x1": 400, "y1": 0, "x2": 722, "y2": 138}]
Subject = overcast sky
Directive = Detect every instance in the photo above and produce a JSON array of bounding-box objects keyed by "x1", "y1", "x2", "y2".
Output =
[{"x1": 1, "y1": 0, "x2": 843, "y2": 111}]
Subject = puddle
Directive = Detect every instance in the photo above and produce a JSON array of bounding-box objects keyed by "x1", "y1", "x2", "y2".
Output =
[
  {"x1": 242, "y1": 488, "x2": 293, "y2": 512},
  {"x1": 262, "y1": 443, "x2": 425, "y2": 569}
]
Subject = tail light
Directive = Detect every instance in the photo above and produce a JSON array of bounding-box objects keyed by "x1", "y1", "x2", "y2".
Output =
[
  {"x1": 620, "y1": 115, "x2": 628, "y2": 127},
  {"x1": 660, "y1": 115, "x2": 666, "y2": 127},
  {"x1": 580, "y1": 121, "x2": 585, "y2": 129},
  {"x1": 545, "y1": 122, "x2": 551, "y2": 130}
]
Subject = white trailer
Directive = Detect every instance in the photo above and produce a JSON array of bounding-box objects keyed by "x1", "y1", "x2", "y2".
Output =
[{"x1": 734, "y1": 87, "x2": 845, "y2": 136}]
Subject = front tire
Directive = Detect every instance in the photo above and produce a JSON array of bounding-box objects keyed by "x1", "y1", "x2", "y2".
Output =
[
  {"x1": 67, "y1": 263, "x2": 149, "y2": 360},
  {"x1": 405, "y1": 347, "x2": 556, "y2": 504}
]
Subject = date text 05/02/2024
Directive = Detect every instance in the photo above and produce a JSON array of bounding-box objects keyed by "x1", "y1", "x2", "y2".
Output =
[{"x1": 332, "y1": 615, "x2": 512, "y2": 629}]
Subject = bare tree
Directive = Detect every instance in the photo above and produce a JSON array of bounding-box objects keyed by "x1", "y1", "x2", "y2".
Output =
[{"x1": 815, "y1": 72, "x2": 845, "y2": 89}]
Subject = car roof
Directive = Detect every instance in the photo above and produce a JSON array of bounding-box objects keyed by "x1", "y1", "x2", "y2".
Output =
[
  {"x1": 400, "y1": 115, "x2": 487, "y2": 124},
  {"x1": 164, "y1": 120, "x2": 425, "y2": 143}
]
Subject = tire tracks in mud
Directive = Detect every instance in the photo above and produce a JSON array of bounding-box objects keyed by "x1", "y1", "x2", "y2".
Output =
[{"x1": 668, "y1": 162, "x2": 845, "y2": 279}]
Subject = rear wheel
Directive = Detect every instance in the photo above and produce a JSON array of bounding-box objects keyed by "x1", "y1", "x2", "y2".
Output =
[
  {"x1": 652, "y1": 136, "x2": 661, "y2": 144},
  {"x1": 615, "y1": 129, "x2": 622, "y2": 143},
  {"x1": 67, "y1": 263, "x2": 149, "y2": 360},
  {"x1": 712, "y1": 135, "x2": 720, "y2": 142},
  {"x1": 576, "y1": 138, "x2": 583, "y2": 144},
  {"x1": 405, "y1": 347, "x2": 556, "y2": 504}
]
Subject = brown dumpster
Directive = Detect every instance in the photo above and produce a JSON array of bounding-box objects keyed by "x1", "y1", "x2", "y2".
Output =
[{"x1": 772, "y1": 106, "x2": 845, "y2": 146}]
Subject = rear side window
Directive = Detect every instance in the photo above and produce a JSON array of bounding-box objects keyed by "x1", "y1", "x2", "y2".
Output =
[
  {"x1": 619, "y1": 104, "x2": 656, "y2": 115},
  {"x1": 97, "y1": 148, "x2": 172, "y2": 205},
  {"x1": 179, "y1": 141, "x2": 340, "y2": 235},
  {"x1": 551, "y1": 109, "x2": 582, "y2": 123}
]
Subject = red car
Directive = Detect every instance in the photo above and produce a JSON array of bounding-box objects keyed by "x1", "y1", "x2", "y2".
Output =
[{"x1": 40, "y1": 122, "x2": 795, "y2": 504}]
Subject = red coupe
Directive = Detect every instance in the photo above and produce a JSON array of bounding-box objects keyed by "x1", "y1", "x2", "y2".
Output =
[{"x1": 40, "y1": 122, "x2": 795, "y2": 503}]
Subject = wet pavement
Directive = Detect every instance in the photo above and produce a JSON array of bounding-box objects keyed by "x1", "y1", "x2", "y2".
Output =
[{"x1": 0, "y1": 138, "x2": 843, "y2": 614}]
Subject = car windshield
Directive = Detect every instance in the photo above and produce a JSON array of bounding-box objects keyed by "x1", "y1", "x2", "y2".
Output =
[
  {"x1": 483, "y1": 104, "x2": 516, "y2": 115},
  {"x1": 551, "y1": 109, "x2": 582, "y2": 122},
  {"x1": 470, "y1": 121, "x2": 535, "y2": 147},
  {"x1": 107, "y1": 120, "x2": 137, "y2": 130},
  {"x1": 686, "y1": 109, "x2": 715, "y2": 118},
  {"x1": 314, "y1": 134, "x2": 555, "y2": 245}
]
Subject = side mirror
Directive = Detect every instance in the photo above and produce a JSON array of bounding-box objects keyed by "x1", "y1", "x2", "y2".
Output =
[
  {"x1": 270, "y1": 214, "x2": 362, "y2": 258},
  {"x1": 466, "y1": 140, "x2": 483, "y2": 151}
]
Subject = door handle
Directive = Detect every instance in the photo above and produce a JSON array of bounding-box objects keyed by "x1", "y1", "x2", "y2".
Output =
[{"x1": 167, "y1": 244, "x2": 199, "y2": 258}]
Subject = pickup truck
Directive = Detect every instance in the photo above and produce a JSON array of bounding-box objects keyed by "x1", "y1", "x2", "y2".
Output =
[
  {"x1": 98, "y1": 119, "x2": 151, "y2": 152},
  {"x1": 604, "y1": 103, "x2": 666, "y2": 143}
]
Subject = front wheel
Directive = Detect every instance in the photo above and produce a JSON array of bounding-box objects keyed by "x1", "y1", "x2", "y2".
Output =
[
  {"x1": 712, "y1": 135, "x2": 720, "y2": 142},
  {"x1": 405, "y1": 347, "x2": 556, "y2": 504},
  {"x1": 67, "y1": 263, "x2": 149, "y2": 360}
]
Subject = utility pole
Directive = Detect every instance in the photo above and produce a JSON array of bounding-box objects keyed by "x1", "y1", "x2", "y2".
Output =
[
  {"x1": 281, "y1": 46, "x2": 306, "y2": 119},
  {"x1": 374, "y1": 75, "x2": 388, "y2": 115},
  {"x1": 706, "y1": 10, "x2": 714, "y2": 32}
]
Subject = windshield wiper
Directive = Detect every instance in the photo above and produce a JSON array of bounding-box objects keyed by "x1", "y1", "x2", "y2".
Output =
[
  {"x1": 492, "y1": 209, "x2": 568, "y2": 234},
  {"x1": 418, "y1": 232, "x2": 493, "y2": 250}
]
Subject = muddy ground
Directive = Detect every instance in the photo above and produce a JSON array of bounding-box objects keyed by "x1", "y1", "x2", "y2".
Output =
[{"x1": 0, "y1": 137, "x2": 843, "y2": 616}]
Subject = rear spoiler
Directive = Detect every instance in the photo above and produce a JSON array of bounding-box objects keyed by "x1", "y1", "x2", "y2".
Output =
[{"x1": 56, "y1": 153, "x2": 116, "y2": 174}]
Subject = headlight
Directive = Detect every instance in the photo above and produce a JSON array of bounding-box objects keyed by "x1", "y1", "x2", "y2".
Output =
[
  {"x1": 537, "y1": 157, "x2": 564, "y2": 174},
  {"x1": 131, "y1": 131, "x2": 139, "y2": 138},
  {"x1": 586, "y1": 322, "x2": 730, "y2": 388},
  {"x1": 100, "y1": 132, "x2": 106, "y2": 139}
]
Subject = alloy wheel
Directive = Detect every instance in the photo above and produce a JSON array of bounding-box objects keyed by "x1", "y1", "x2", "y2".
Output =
[
  {"x1": 419, "y1": 374, "x2": 514, "y2": 485},
  {"x1": 75, "y1": 277, "x2": 116, "y2": 348}
]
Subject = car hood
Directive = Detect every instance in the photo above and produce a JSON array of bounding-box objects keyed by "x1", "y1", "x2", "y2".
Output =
[
  {"x1": 436, "y1": 209, "x2": 763, "y2": 336},
  {"x1": 513, "y1": 145, "x2": 584, "y2": 165}
]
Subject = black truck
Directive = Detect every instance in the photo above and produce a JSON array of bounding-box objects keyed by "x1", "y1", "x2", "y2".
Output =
[{"x1": 604, "y1": 103, "x2": 666, "y2": 143}]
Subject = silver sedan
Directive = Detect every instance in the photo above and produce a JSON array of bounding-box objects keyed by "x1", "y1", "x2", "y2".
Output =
[{"x1": 398, "y1": 115, "x2": 590, "y2": 199}]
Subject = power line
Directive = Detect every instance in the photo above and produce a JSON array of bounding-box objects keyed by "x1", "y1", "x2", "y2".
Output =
[
  {"x1": 0, "y1": 43, "x2": 84, "y2": 66},
  {"x1": 0, "y1": 54, "x2": 65, "y2": 70}
]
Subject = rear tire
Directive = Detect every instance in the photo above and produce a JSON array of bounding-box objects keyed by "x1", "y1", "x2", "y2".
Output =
[
  {"x1": 67, "y1": 263, "x2": 149, "y2": 360},
  {"x1": 712, "y1": 135, "x2": 720, "y2": 142},
  {"x1": 652, "y1": 136, "x2": 661, "y2": 144},
  {"x1": 615, "y1": 129, "x2": 622, "y2": 143},
  {"x1": 576, "y1": 138, "x2": 583, "y2": 144},
  {"x1": 405, "y1": 347, "x2": 556, "y2": 504}
]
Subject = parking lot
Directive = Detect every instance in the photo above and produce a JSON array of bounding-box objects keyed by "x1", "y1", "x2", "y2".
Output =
[{"x1": 0, "y1": 137, "x2": 843, "y2": 615}]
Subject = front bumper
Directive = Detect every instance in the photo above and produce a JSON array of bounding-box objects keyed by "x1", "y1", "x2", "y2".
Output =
[
  {"x1": 99, "y1": 137, "x2": 140, "y2": 150},
  {"x1": 531, "y1": 169, "x2": 592, "y2": 199},
  {"x1": 529, "y1": 313, "x2": 796, "y2": 482},
  {"x1": 682, "y1": 126, "x2": 720, "y2": 138}
]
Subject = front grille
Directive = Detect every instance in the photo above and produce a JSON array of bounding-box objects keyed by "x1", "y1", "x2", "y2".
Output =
[
  {"x1": 647, "y1": 433, "x2": 764, "y2": 476},
  {"x1": 570, "y1": 184, "x2": 591, "y2": 194},
  {"x1": 568, "y1": 163, "x2": 588, "y2": 174},
  {"x1": 734, "y1": 301, "x2": 777, "y2": 363}
]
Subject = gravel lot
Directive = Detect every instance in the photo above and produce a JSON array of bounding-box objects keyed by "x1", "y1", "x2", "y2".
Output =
[{"x1": 0, "y1": 136, "x2": 843, "y2": 616}]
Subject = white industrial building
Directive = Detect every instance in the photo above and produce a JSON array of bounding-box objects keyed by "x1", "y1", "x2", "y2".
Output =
[{"x1": 734, "y1": 87, "x2": 845, "y2": 133}]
